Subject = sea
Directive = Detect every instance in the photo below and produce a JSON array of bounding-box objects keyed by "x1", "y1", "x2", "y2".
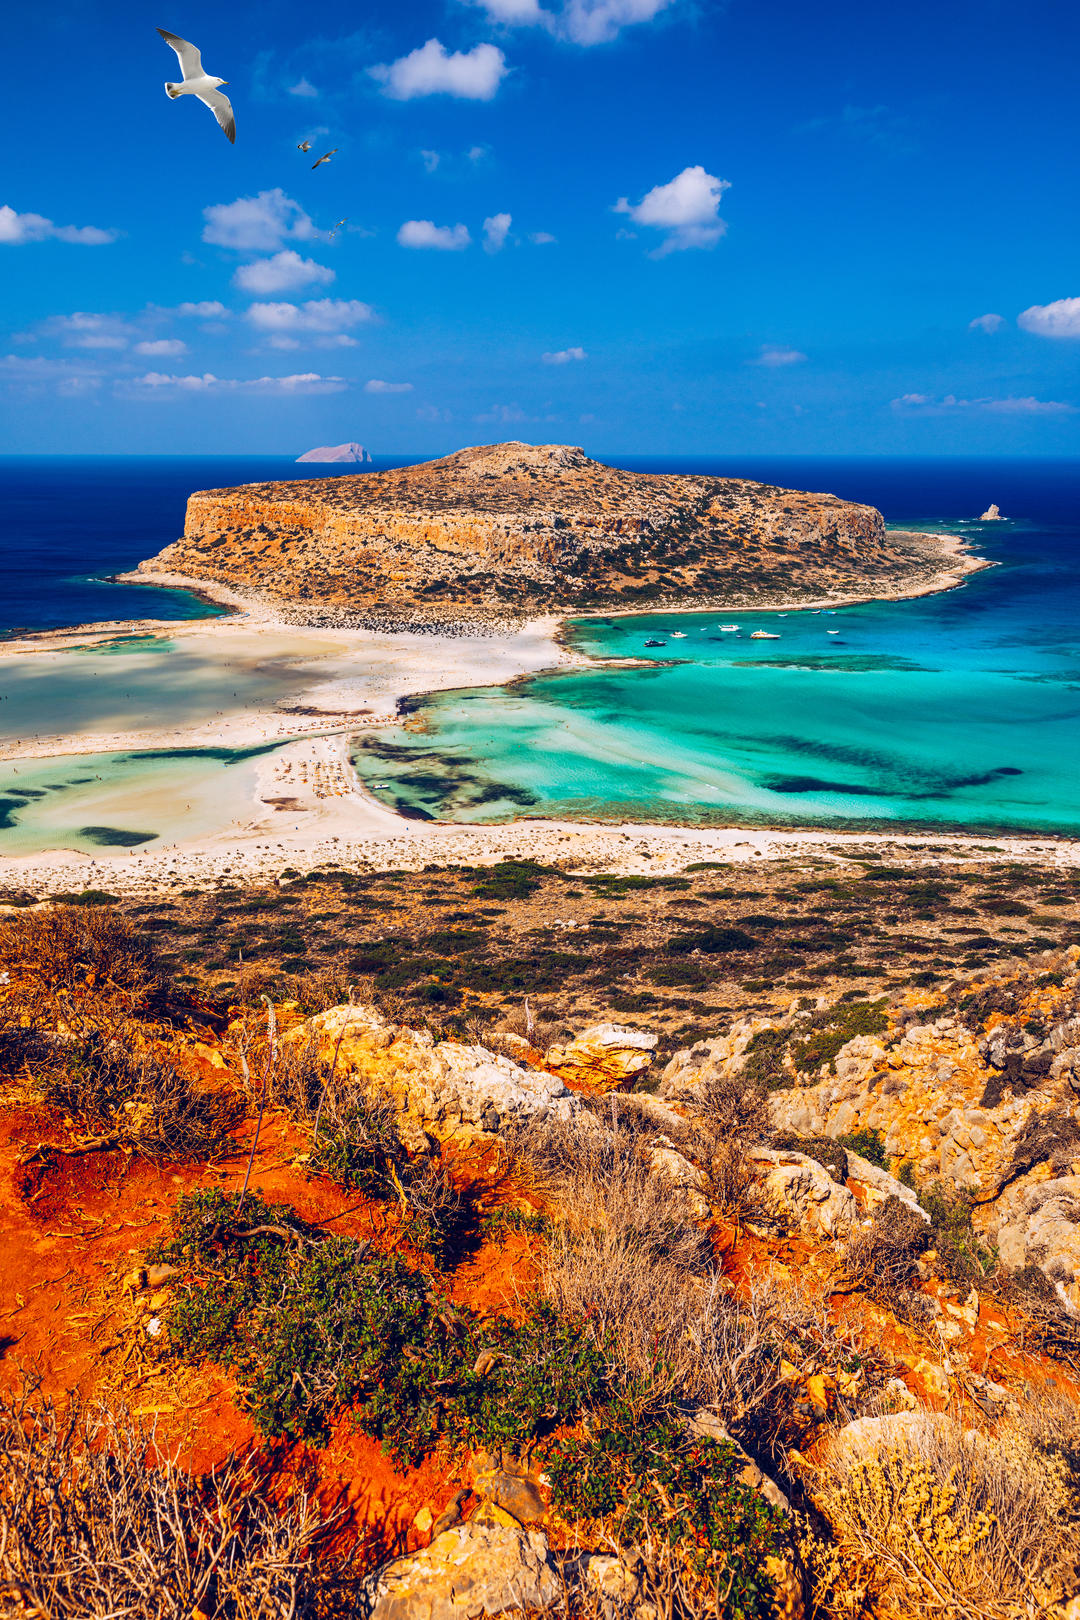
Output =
[{"x1": 1, "y1": 455, "x2": 1079, "y2": 849}]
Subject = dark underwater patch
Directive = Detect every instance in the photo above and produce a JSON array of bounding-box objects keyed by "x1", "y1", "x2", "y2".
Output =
[
  {"x1": 78, "y1": 826, "x2": 156, "y2": 847},
  {"x1": 733, "y1": 654, "x2": 930, "y2": 673},
  {"x1": 767, "y1": 776, "x2": 883, "y2": 797},
  {"x1": 0, "y1": 797, "x2": 29, "y2": 828}
]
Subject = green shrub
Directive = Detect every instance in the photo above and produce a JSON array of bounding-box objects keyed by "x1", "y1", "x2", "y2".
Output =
[
  {"x1": 668, "y1": 925, "x2": 758, "y2": 955},
  {"x1": 836, "y1": 1127, "x2": 888, "y2": 1168},
  {"x1": 546, "y1": 1400, "x2": 782, "y2": 1618},
  {"x1": 790, "y1": 998, "x2": 888, "y2": 1075}
]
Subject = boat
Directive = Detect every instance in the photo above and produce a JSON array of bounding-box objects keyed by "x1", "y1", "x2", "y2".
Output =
[
  {"x1": 670, "y1": 631, "x2": 687, "y2": 639},
  {"x1": 644, "y1": 638, "x2": 666, "y2": 647},
  {"x1": 719, "y1": 624, "x2": 740, "y2": 632},
  {"x1": 827, "y1": 630, "x2": 840, "y2": 635},
  {"x1": 750, "y1": 631, "x2": 781, "y2": 640}
]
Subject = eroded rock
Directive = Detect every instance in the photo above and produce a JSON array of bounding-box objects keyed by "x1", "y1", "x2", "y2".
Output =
[
  {"x1": 360, "y1": 1521, "x2": 559, "y2": 1619},
  {"x1": 543, "y1": 1022, "x2": 657, "y2": 1091}
]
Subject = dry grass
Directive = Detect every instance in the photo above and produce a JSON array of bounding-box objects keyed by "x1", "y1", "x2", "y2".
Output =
[
  {"x1": 0, "y1": 906, "x2": 161, "y2": 1004},
  {"x1": 807, "y1": 1404, "x2": 1080, "y2": 1620},
  {"x1": 0, "y1": 1387, "x2": 354, "y2": 1620}
]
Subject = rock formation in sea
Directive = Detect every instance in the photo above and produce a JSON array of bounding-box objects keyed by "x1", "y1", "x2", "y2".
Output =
[
  {"x1": 980, "y1": 503, "x2": 1005, "y2": 520},
  {"x1": 139, "y1": 440, "x2": 960, "y2": 623},
  {"x1": 295, "y1": 442, "x2": 372, "y2": 463}
]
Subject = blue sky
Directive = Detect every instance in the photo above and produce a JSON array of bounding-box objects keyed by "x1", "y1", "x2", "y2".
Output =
[{"x1": 2, "y1": 0, "x2": 1078, "y2": 455}]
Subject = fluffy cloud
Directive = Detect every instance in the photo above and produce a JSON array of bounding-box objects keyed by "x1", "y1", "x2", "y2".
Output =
[
  {"x1": 542, "y1": 346, "x2": 587, "y2": 363},
  {"x1": 969, "y1": 312, "x2": 1005, "y2": 333},
  {"x1": 460, "y1": 0, "x2": 674, "y2": 44},
  {"x1": 1017, "y1": 298, "x2": 1080, "y2": 339},
  {"x1": 753, "y1": 344, "x2": 807, "y2": 367},
  {"x1": 234, "y1": 251, "x2": 335, "y2": 295},
  {"x1": 614, "y1": 166, "x2": 730, "y2": 254},
  {"x1": 0, "y1": 205, "x2": 116, "y2": 246},
  {"x1": 420, "y1": 149, "x2": 442, "y2": 173},
  {"x1": 397, "y1": 219, "x2": 472, "y2": 250},
  {"x1": 131, "y1": 372, "x2": 347, "y2": 394},
  {"x1": 38, "y1": 312, "x2": 132, "y2": 350},
  {"x1": 482, "y1": 212, "x2": 512, "y2": 253},
  {"x1": 365, "y1": 379, "x2": 414, "y2": 393},
  {"x1": 370, "y1": 40, "x2": 508, "y2": 101},
  {"x1": 0, "y1": 354, "x2": 105, "y2": 393},
  {"x1": 891, "y1": 392, "x2": 1075, "y2": 415},
  {"x1": 288, "y1": 77, "x2": 319, "y2": 97},
  {"x1": 177, "y1": 301, "x2": 228, "y2": 317},
  {"x1": 202, "y1": 189, "x2": 317, "y2": 253},
  {"x1": 246, "y1": 299, "x2": 375, "y2": 346},
  {"x1": 135, "y1": 339, "x2": 187, "y2": 357},
  {"x1": 530, "y1": 231, "x2": 557, "y2": 244}
]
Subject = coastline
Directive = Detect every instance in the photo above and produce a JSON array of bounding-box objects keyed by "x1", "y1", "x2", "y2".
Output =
[{"x1": 0, "y1": 525, "x2": 1017, "y2": 897}]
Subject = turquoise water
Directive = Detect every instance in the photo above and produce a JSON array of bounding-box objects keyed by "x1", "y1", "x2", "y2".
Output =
[
  {"x1": 352, "y1": 482, "x2": 1080, "y2": 835},
  {"x1": 0, "y1": 747, "x2": 275, "y2": 856}
]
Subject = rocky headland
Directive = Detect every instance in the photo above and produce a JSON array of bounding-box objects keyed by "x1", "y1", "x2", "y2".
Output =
[{"x1": 136, "y1": 440, "x2": 981, "y2": 627}]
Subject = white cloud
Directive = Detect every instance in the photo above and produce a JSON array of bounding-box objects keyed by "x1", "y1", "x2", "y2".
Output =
[
  {"x1": 417, "y1": 403, "x2": 454, "y2": 422},
  {"x1": 420, "y1": 149, "x2": 442, "y2": 173},
  {"x1": 370, "y1": 39, "x2": 508, "y2": 101},
  {"x1": 234, "y1": 250, "x2": 335, "y2": 294},
  {"x1": 467, "y1": 145, "x2": 489, "y2": 162},
  {"x1": 0, "y1": 204, "x2": 116, "y2": 246},
  {"x1": 0, "y1": 354, "x2": 105, "y2": 393},
  {"x1": 752, "y1": 344, "x2": 807, "y2": 367},
  {"x1": 542, "y1": 346, "x2": 587, "y2": 364},
  {"x1": 135, "y1": 339, "x2": 187, "y2": 357},
  {"x1": 177, "y1": 301, "x2": 228, "y2": 317},
  {"x1": 483, "y1": 212, "x2": 512, "y2": 253},
  {"x1": 397, "y1": 219, "x2": 472, "y2": 250},
  {"x1": 202, "y1": 189, "x2": 317, "y2": 253},
  {"x1": 614, "y1": 165, "x2": 730, "y2": 254},
  {"x1": 40, "y1": 312, "x2": 132, "y2": 350},
  {"x1": 1017, "y1": 297, "x2": 1080, "y2": 339},
  {"x1": 530, "y1": 231, "x2": 557, "y2": 244},
  {"x1": 246, "y1": 299, "x2": 376, "y2": 344},
  {"x1": 460, "y1": 0, "x2": 674, "y2": 44},
  {"x1": 288, "y1": 77, "x2": 319, "y2": 97},
  {"x1": 365, "y1": 379, "x2": 414, "y2": 393},
  {"x1": 131, "y1": 372, "x2": 347, "y2": 395},
  {"x1": 891, "y1": 392, "x2": 1076, "y2": 415},
  {"x1": 475, "y1": 402, "x2": 529, "y2": 423},
  {"x1": 969, "y1": 312, "x2": 1005, "y2": 333}
]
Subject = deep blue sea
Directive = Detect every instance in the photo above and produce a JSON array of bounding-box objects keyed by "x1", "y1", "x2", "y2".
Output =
[{"x1": 1, "y1": 455, "x2": 1079, "y2": 842}]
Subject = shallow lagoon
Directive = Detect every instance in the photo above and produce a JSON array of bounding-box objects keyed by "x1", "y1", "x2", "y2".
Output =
[
  {"x1": 353, "y1": 501, "x2": 1080, "y2": 835},
  {"x1": 0, "y1": 747, "x2": 273, "y2": 857}
]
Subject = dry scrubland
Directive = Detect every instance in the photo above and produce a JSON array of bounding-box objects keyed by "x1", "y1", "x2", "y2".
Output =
[
  {"x1": 137, "y1": 441, "x2": 971, "y2": 625},
  {"x1": 2, "y1": 851, "x2": 1080, "y2": 1619}
]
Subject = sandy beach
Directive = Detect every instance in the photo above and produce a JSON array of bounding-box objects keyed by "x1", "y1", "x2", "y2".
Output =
[{"x1": 0, "y1": 528, "x2": 1033, "y2": 899}]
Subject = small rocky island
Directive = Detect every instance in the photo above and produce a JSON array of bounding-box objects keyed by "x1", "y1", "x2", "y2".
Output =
[
  {"x1": 140, "y1": 440, "x2": 977, "y2": 624},
  {"x1": 296, "y1": 442, "x2": 372, "y2": 464}
]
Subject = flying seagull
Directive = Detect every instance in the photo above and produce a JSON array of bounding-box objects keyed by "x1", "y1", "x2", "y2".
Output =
[
  {"x1": 329, "y1": 218, "x2": 348, "y2": 238},
  {"x1": 157, "y1": 28, "x2": 235, "y2": 143},
  {"x1": 298, "y1": 140, "x2": 312, "y2": 153},
  {"x1": 311, "y1": 148, "x2": 338, "y2": 169}
]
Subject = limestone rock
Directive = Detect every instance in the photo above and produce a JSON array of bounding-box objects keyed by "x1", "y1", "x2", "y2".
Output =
[
  {"x1": 361, "y1": 1522, "x2": 558, "y2": 1619},
  {"x1": 296, "y1": 442, "x2": 371, "y2": 463},
  {"x1": 979, "y1": 503, "x2": 1004, "y2": 520},
  {"x1": 287, "y1": 1003, "x2": 580, "y2": 1144},
  {"x1": 543, "y1": 1023, "x2": 657, "y2": 1092},
  {"x1": 994, "y1": 1173, "x2": 1080, "y2": 1312},
  {"x1": 749, "y1": 1148, "x2": 859, "y2": 1239}
]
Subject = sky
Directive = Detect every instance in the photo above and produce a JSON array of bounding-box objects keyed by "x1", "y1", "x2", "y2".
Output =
[{"x1": 2, "y1": 0, "x2": 1078, "y2": 456}]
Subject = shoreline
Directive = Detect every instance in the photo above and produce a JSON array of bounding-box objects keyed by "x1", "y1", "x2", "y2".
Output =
[{"x1": 0, "y1": 526, "x2": 1030, "y2": 897}]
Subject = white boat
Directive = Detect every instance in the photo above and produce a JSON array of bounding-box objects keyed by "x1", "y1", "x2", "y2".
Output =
[
  {"x1": 750, "y1": 631, "x2": 781, "y2": 639},
  {"x1": 670, "y1": 631, "x2": 687, "y2": 638},
  {"x1": 719, "y1": 624, "x2": 740, "y2": 631},
  {"x1": 827, "y1": 630, "x2": 840, "y2": 635}
]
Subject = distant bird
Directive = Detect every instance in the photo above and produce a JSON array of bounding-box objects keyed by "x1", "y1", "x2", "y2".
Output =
[
  {"x1": 157, "y1": 28, "x2": 235, "y2": 143},
  {"x1": 311, "y1": 148, "x2": 338, "y2": 169},
  {"x1": 329, "y1": 218, "x2": 348, "y2": 238},
  {"x1": 297, "y1": 140, "x2": 312, "y2": 153}
]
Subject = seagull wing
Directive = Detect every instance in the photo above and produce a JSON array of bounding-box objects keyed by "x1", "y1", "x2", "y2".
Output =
[
  {"x1": 157, "y1": 28, "x2": 204, "y2": 80},
  {"x1": 197, "y1": 86, "x2": 236, "y2": 143}
]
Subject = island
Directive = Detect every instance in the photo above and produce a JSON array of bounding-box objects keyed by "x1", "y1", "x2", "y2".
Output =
[
  {"x1": 138, "y1": 440, "x2": 982, "y2": 625},
  {"x1": 296, "y1": 442, "x2": 372, "y2": 464}
]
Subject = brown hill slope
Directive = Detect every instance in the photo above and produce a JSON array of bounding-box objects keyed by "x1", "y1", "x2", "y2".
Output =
[{"x1": 137, "y1": 440, "x2": 964, "y2": 624}]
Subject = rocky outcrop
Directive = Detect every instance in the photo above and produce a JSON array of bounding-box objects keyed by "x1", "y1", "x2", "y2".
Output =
[
  {"x1": 979, "y1": 504, "x2": 1004, "y2": 520},
  {"x1": 360, "y1": 1521, "x2": 559, "y2": 1619},
  {"x1": 138, "y1": 440, "x2": 952, "y2": 623},
  {"x1": 750, "y1": 1147, "x2": 860, "y2": 1238},
  {"x1": 542, "y1": 1022, "x2": 657, "y2": 1091},
  {"x1": 288, "y1": 1002, "x2": 580, "y2": 1145}
]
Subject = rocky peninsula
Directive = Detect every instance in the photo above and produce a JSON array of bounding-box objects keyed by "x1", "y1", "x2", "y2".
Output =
[{"x1": 135, "y1": 440, "x2": 982, "y2": 627}]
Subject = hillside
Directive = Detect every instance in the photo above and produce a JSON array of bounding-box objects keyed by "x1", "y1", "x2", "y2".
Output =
[
  {"x1": 2, "y1": 851, "x2": 1080, "y2": 1617},
  {"x1": 137, "y1": 441, "x2": 971, "y2": 624}
]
